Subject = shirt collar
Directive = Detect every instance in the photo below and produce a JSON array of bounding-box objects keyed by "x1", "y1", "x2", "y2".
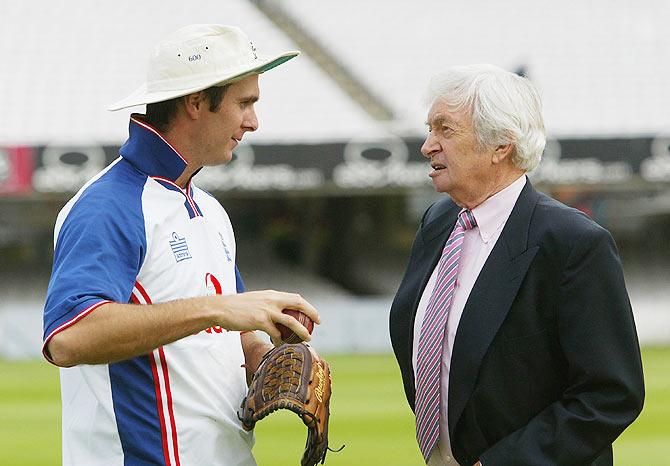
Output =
[
  {"x1": 470, "y1": 175, "x2": 527, "y2": 243},
  {"x1": 119, "y1": 114, "x2": 188, "y2": 182}
]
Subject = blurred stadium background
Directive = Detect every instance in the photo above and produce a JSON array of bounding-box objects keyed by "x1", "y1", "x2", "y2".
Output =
[{"x1": 1, "y1": 0, "x2": 669, "y2": 464}]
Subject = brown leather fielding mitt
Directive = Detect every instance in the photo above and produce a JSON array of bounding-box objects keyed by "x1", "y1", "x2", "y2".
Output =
[{"x1": 239, "y1": 343, "x2": 332, "y2": 466}]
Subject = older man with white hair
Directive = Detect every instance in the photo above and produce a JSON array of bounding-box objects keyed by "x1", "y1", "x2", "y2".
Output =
[
  {"x1": 42, "y1": 24, "x2": 320, "y2": 466},
  {"x1": 390, "y1": 64, "x2": 644, "y2": 466}
]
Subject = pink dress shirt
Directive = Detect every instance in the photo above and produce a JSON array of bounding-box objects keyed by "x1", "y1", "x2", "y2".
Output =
[{"x1": 412, "y1": 175, "x2": 527, "y2": 465}]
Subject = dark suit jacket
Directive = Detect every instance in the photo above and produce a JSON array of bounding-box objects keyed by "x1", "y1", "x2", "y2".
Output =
[{"x1": 389, "y1": 179, "x2": 644, "y2": 466}]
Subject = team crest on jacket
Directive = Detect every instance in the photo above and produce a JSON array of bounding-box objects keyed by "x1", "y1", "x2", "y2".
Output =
[{"x1": 169, "y1": 232, "x2": 192, "y2": 262}]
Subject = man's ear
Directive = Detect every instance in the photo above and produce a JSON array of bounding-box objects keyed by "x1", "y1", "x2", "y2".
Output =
[
  {"x1": 492, "y1": 143, "x2": 514, "y2": 164},
  {"x1": 183, "y1": 92, "x2": 205, "y2": 120}
]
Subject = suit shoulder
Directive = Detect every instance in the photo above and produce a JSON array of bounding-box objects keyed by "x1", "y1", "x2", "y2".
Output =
[
  {"x1": 422, "y1": 196, "x2": 457, "y2": 226},
  {"x1": 532, "y1": 191, "x2": 612, "y2": 246}
]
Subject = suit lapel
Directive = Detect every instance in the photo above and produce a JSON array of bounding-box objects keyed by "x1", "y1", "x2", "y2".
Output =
[
  {"x1": 413, "y1": 206, "x2": 460, "y2": 317},
  {"x1": 448, "y1": 180, "x2": 541, "y2": 434},
  {"x1": 402, "y1": 203, "x2": 460, "y2": 404},
  {"x1": 416, "y1": 202, "x2": 461, "y2": 317},
  {"x1": 416, "y1": 206, "x2": 460, "y2": 292}
]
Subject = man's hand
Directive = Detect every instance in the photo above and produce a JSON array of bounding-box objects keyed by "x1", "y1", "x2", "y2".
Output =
[
  {"x1": 215, "y1": 290, "x2": 320, "y2": 344},
  {"x1": 240, "y1": 331, "x2": 272, "y2": 385},
  {"x1": 46, "y1": 290, "x2": 319, "y2": 367},
  {"x1": 238, "y1": 343, "x2": 333, "y2": 466}
]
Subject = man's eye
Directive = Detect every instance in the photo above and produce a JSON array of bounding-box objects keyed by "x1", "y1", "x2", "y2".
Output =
[{"x1": 442, "y1": 126, "x2": 454, "y2": 133}]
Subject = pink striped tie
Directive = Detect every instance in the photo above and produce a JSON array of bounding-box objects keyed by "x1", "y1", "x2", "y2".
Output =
[{"x1": 415, "y1": 209, "x2": 477, "y2": 462}]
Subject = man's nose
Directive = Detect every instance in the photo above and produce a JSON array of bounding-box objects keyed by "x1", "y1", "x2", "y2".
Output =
[
  {"x1": 421, "y1": 133, "x2": 439, "y2": 158},
  {"x1": 244, "y1": 108, "x2": 259, "y2": 132}
]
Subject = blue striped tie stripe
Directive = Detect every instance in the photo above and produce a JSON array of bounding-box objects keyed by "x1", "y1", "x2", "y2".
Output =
[{"x1": 416, "y1": 209, "x2": 477, "y2": 462}]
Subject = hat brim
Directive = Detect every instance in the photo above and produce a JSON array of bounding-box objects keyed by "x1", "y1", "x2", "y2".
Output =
[{"x1": 108, "y1": 51, "x2": 299, "y2": 111}]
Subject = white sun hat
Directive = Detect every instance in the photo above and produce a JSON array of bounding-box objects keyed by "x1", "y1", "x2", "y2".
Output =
[{"x1": 108, "y1": 24, "x2": 299, "y2": 111}]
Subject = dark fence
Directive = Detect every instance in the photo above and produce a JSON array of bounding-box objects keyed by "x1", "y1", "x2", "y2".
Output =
[{"x1": 2, "y1": 136, "x2": 670, "y2": 196}]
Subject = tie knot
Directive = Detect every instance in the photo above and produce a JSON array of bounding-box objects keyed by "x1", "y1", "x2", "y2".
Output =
[{"x1": 457, "y1": 209, "x2": 477, "y2": 230}]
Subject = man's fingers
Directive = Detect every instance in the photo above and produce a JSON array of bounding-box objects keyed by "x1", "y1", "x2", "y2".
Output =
[
  {"x1": 256, "y1": 290, "x2": 320, "y2": 325},
  {"x1": 264, "y1": 324, "x2": 282, "y2": 345},
  {"x1": 282, "y1": 293, "x2": 320, "y2": 325},
  {"x1": 275, "y1": 313, "x2": 312, "y2": 342}
]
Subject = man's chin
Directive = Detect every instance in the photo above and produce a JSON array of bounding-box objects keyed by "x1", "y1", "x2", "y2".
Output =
[
  {"x1": 207, "y1": 152, "x2": 234, "y2": 166},
  {"x1": 222, "y1": 151, "x2": 234, "y2": 164},
  {"x1": 431, "y1": 179, "x2": 451, "y2": 193}
]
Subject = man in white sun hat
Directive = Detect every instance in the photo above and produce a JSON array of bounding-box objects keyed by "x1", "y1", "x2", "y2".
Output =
[{"x1": 42, "y1": 24, "x2": 319, "y2": 466}]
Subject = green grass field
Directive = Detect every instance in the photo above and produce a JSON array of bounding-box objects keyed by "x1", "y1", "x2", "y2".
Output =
[{"x1": 1, "y1": 348, "x2": 668, "y2": 465}]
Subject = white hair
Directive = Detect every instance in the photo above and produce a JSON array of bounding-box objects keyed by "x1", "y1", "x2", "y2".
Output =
[{"x1": 426, "y1": 64, "x2": 546, "y2": 171}]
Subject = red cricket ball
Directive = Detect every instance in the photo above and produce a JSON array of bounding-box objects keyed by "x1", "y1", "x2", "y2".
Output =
[{"x1": 278, "y1": 309, "x2": 314, "y2": 344}]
